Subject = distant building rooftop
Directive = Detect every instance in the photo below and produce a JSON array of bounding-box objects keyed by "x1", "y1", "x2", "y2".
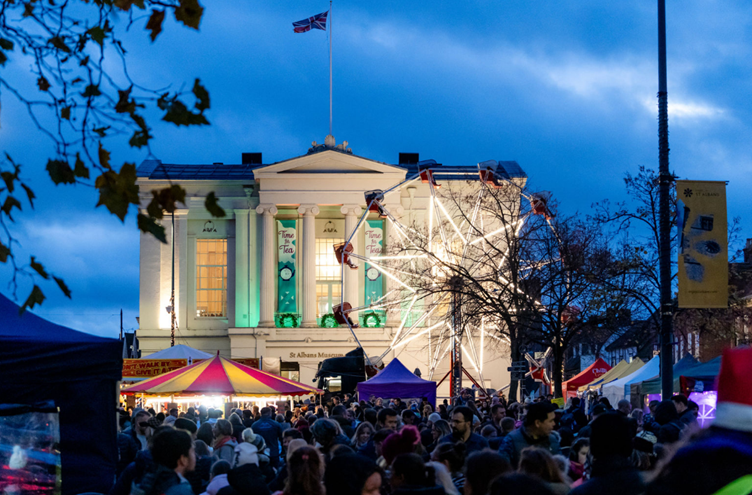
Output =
[{"x1": 137, "y1": 158, "x2": 527, "y2": 182}]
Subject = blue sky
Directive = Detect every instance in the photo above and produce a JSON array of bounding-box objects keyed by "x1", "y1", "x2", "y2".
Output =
[{"x1": 2, "y1": 1, "x2": 751, "y2": 337}]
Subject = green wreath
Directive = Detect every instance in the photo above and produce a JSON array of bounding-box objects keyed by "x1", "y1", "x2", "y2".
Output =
[
  {"x1": 276, "y1": 312, "x2": 300, "y2": 328},
  {"x1": 320, "y1": 313, "x2": 339, "y2": 328},
  {"x1": 361, "y1": 311, "x2": 383, "y2": 328}
]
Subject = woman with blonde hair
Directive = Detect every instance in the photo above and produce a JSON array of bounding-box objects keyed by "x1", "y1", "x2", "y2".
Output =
[{"x1": 351, "y1": 422, "x2": 375, "y2": 450}]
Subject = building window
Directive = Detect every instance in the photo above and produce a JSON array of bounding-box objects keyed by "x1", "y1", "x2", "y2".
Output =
[
  {"x1": 196, "y1": 239, "x2": 227, "y2": 317},
  {"x1": 316, "y1": 237, "x2": 343, "y2": 321},
  {"x1": 281, "y1": 361, "x2": 300, "y2": 382}
]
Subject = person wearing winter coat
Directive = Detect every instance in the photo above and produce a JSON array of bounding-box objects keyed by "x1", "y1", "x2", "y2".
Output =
[
  {"x1": 570, "y1": 413, "x2": 644, "y2": 495},
  {"x1": 654, "y1": 400, "x2": 684, "y2": 445},
  {"x1": 200, "y1": 460, "x2": 231, "y2": 495},
  {"x1": 498, "y1": 402, "x2": 560, "y2": 468},
  {"x1": 390, "y1": 453, "x2": 445, "y2": 495},
  {"x1": 131, "y1": 429, "x2": 195, "y2": 495},
  {"x1": 211, "y1": 420, "x2": 238, "y2": 465}
]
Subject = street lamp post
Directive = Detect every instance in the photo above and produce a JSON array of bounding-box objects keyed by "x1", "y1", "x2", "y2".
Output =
[{"x1": 658, "y1": 0, "x2": 674, "y2": 400}]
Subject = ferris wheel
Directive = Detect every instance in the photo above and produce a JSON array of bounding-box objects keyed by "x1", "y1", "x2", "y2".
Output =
[{"x1": 331, "y1": 160, "x2": 557, "y2": 397}]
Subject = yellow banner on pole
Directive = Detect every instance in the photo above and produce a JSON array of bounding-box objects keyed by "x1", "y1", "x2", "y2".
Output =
[{"x1": 677, "y1": 180, "x2": 728, "y2": 308}]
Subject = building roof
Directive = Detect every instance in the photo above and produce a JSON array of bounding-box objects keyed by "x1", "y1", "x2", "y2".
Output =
[{"x1": 136, "y1": 158, "x2": 527, "y2": 182}]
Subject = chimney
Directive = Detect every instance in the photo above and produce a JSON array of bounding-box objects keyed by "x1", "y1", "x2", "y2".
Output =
[
  {"x1": 399, "y1": 153, "x2": 419, "y2": 165},
  {"x1": 744, "y1": 238, "x2": 752, "y2": 264},
  {"x1": 242, "y1": 152, "x2": 263, "y2": 165}
]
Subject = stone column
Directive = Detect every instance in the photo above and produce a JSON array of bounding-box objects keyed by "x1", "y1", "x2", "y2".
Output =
[
  {"x1": 384, "y1": 204, "x2": 405, "y2": 327},
  {"x1": 298, "y1": 205, "x2": 320, "y2": 328},
  {"x1": 341, "y1": 205, "x2": 363, "y2": 317},
  {"x1": 255, "y1": 204, "x2": 278, "y2": 327},
  {"x1": 234, "y1": 208, "x2": 250, "y2": 328}
]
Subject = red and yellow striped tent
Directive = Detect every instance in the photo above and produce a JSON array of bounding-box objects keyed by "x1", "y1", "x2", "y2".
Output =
[{"x1": 122, "y1": 353, "x2": 321, "y2": 397}]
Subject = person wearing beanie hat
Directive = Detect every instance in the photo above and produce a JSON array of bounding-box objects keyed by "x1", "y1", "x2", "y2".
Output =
[
  {"x1": 428, "y1": 412, "x2": 442, "y2": 426},
  {"x1": 570, "y1": 412, "x2": 644, "y2": 495},
  {"x1": 645, "y1": 347, "x2": 752, "y2": 495},
  {"x1": 174, "y1": 418, "x2": 198, "y2": 437},
  {"x1": 381, "y1": 425, "x2": 421, "y2": 466}
]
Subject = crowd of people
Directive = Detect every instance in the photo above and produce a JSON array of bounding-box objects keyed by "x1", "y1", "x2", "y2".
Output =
[{"x1": 112, "y1": 385, "x2": 752, "y2": 495}]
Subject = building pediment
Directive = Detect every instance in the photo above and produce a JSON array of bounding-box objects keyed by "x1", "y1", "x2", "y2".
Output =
[{"x1": 253, "y1": 150, "x2": 407, "y2": 179}]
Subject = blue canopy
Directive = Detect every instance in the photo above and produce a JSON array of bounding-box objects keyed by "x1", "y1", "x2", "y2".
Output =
[
  {"x1": 357, "y1": 358, "x2": 437, "y2": 406},
  {"x1": 0, "y1": 293, "x2": 122, "y2": 495}
]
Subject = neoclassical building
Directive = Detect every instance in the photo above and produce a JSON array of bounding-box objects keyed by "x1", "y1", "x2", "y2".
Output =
[{"x1": 136, "y1": 136, "x2": 526, "y2": 395}]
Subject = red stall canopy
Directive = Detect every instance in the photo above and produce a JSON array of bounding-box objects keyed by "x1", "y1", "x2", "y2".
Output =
[{"x1": 563, "y1": 358, "x2": 611, "y2": 398}]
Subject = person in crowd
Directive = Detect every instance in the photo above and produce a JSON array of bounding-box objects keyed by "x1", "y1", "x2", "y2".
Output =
[
  {"x1": 630, "y1": 409, "x2": 644, "y2": 433},
  {"x1": 426, "y1": 461, "x2": 460, "y2": 495},
  {"x1": 211, "y1": 420, "x2": 237, "y2": 465},
  {"x1": 186, "y1": 439, "x2": 212, "y2": 494},
  {"x1": 568, "y1": 438, "x2": 589, "y2": 483},
  {"x1": 499, "y1": 417, "x2": 516, "y2": 438},
  {"x1": 228, "y1": 413, "x2": 245, "y2": 443},
  {"x1": 377, "y1": 407, "x2": 400, "y2": 431},
  {"x1": 174, "y1": 418, "x2": 198, "y2": 439},
  {"x1": 485, "y1": 404, "x2": 507, "y2": 436},
  {"x1": 616, "y1": 400, "x2": 638, "y2": 437},
  {"x1": 464, "y1": 450, "x2": 512, "y2": 495},
  {"x1": 275, "y1": 445, "x2": 324, "y2": 495},
  {"x1": 132, "y1": 429, "x2": 195, "y2": 495},
  {"x1": 427, "y1": 419, "x2": 452, "y2": 453},
  {"x1": 498, "y1": 402, "x2": 560, "y2": 468},
  {"x1": 358, "y1": 428, "x2": 394, "y2": 462},
  {"x1": 575, "y1": 404, "x2": 607, "y2": 439},
  {"x1": 430, "y1": 442, "x2": 467, "y2": 493},
  {"x1": 281, "y1": 428, "x2": 303, "y2": 459},
  {"x1": 671, "y1": 394, "x2": 697, "y2": 427},
  {"x1": 330, "y1": 404, "x2": 355, "y2": 436},
  {"x1": 196, "y1": 423, "x2": 215, "y2": 453},
  {"x1": 201, "y1": 460, "x2": 230, "y2": 495},
  {"x1": 382, "y1": 425, "x2": 422, "y2": 468},
  {"x1": 570, "y1": 412, "x2": 644, "y2": 495},
  {"x1": 488, "y1": 473, "x2": 557, "y2": 495},
  {"x1": 364, "y1": 408, "x2": 378, "y2": 428},
  {"x1": 390, "y1": 453, "x2": 444, "y2": 495},
  {"x1": 642, "y1": 400, "x2": 660, "y2": 432},
  {"x1": 216, "y1": 443, "x2": 270, "y2": 495},
  {"x1": 310, "y1": 417, "x2": 350, "y2": 458},
  {"x1": 654, "y1": 400, "x2": 684, "y2": 444},
  {"x1": 560, "y1": 398, "x2": 588, "y2": 434},
  {"x1": 275, "y1": 414, "x2": 290, "y2": 432},
  {"x1": 233, "y1": 428, "x2": 260, "y2": 467},
  {"x1": 241, "y1": 409, "x2": 254, "y2": 428},
  {"x1": 252, "y1": 407, "x2": 284, "y2": 468},
  {"x1": 164, "y1": 408, "x2": 179, "y2": 426},
  {"x1": 128, "y1": 409, "x2": 153, "y2": 451},
  {"x1": 268, "y1": 438, "x2": 308, "y2": 493},
  {"x1": 440, "y1": 406, "x2": 489, "y2": 454},
  {"x1": 324, "y1": 453, "x2": 383, "y2": 495},
  {"x1": 518, "y1": 447, "x2": 570, "y2": 495},
  {"x1": 402, "y1": 409, "x2": 418, "y2": 427},
  {"x1": 352, "y1": 421, "x2": 375, "y2": 450}
]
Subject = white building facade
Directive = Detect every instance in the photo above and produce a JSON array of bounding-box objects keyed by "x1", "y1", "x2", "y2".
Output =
[{"x1": 136, "y1": 138, "x2": 526, "y2": 395}]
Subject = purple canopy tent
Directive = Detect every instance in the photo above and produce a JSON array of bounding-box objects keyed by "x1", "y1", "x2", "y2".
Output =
[{"x1": 357, "y1": 358, "x2": 437, "y2": 406}]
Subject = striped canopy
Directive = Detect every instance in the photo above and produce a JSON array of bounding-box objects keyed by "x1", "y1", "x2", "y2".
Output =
[{"x1": 122, "y1": 354, "x2": 321, "y2": 397}]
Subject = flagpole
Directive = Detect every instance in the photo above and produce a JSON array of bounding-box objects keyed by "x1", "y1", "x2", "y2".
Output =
[{"x1": 329, "y1": 0, "x2": 333, "y2": 136}]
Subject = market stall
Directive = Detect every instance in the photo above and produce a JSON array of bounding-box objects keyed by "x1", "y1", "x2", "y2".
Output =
[
  {"x1": 562, "y1": 358, "x2": 611, "y2": 399},
  {"x1": 601, "y1": 355, "x2": 660, "y2": 406},
  {"x1": 356, "y1": 358, "x2": 437, "y2": 406},
  {"x1": 0, "y1": 293, "x2": 122, "y2": 495},
  {"x1": 122, "y1": 353, "x2": 321, "y2": 408}
]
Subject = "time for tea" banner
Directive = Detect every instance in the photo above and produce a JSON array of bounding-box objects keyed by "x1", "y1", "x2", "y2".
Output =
[{"x1": 277, "y1": 220, "x2": 297, "y2": 313}]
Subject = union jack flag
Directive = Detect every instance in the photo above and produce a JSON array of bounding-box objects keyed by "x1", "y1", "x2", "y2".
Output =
[{"x1": 293, "y1": 11, "x2": 328, "y2": 33}]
